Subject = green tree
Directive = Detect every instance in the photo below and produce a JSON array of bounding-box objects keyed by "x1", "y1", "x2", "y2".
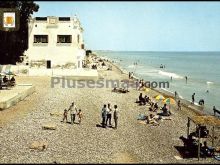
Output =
[{"x1": 0, "y1": 1, "x2": 39, "y2": 64}]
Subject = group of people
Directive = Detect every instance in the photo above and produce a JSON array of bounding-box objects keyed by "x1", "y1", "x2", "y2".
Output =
[
  {"x1": 160, "y1": 64, "x2": 165, "y2": 69},
  {"x1": 63, "y1": 102, "x2": 83, "y2": 124},
  {"x1": 191, "y1": 93, "x2": 205, "y2": 106},
  {"x1": 136, "y1": 93, "x2": 153, "y2": 106},
  {"x1": 0, "y1": 75, "x2": 16, "y2": 89},
  {"x1": 101, "y1": 104, "x2": 119, "y2": 129},
  {"x1": 180, "y1": 135, "x2": 215, "y2": 158}
]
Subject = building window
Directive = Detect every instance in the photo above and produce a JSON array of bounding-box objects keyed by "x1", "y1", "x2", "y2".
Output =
[
  {"x1": 34, "y1": 35, "x2": 48, "y2": 43},
  {"x1": 58, "y1": 17, "x2": 70, "y2": 21},
  {"x1": 35, "y1": 17, "x2": 47, "y2": 21},
  {"x1": 57, "y1": 35, "x2": 72, "y2": 43}
]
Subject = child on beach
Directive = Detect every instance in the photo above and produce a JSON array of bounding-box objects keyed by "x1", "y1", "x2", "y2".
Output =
[
  {"x1": 77, "y1": 109, "x2": 83, "y2": 124},
  {"x1": 63, "y1": 109, "x2": 68, "y2": 123}
]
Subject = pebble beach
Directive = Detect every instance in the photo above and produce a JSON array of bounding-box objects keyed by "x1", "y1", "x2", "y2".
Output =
[{"x1": 0, "y1": 58, "x2": 219, "y2": 164}]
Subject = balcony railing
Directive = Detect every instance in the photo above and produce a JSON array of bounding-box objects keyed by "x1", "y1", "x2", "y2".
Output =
[{"x1": 33, "y1": 42, "x2": 48, "y2": 46}]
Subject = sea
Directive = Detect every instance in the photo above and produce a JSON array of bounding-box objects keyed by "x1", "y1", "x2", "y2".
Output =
[{"x1": 95, "y1": 51, "x2": 220, "y2": 114}]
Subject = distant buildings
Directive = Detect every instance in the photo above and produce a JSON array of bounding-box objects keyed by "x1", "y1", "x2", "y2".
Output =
[{"x1": 24, "y1": 15, "x2": 85, "y2": 68}]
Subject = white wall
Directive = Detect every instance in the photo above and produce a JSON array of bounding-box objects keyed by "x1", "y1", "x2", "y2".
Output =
[{"x1": 24, "y1": 16, "x2": 85, "y2": 67}]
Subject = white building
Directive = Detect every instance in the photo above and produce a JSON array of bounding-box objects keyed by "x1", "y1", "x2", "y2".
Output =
[{"x1": 24, "y1": 15, "x2": 85, "y2": 68}]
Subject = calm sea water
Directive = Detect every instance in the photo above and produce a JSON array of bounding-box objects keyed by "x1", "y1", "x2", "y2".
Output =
[{"x1": 96, "y1": 51, "x2": 220, "y2": 114}]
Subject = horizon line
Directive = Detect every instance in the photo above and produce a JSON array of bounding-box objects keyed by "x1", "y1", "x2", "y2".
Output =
[{"x1": 93, "y1": 50, "x2": 220, "y2": 52}]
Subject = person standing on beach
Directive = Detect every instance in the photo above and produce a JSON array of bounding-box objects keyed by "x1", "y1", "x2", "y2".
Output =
[
  {"x1": 106, "y1": 103, "x2": 112, "y2": 127},
  {"x1": 192, "y1": 93, "x2": 195, "y2": 104},
  {"x1": 174, "y1": 91, "x2": 178, "y2": 100},
  {"x1": 185, "y1": 76, "x2": 188, "y2": 84},
  {"x1": 77, "y1": 109, "x2": 82, "y2": 125},
  {"x1": 101, "y1": 104, "x2": 107, "y2": 128},
  {"x1": 63, "y1": 109, "x2": 68, "y2": 123},
  {"x1": 131, "y1": 72, "x2": 134, "y2": 79},
  {"x1": 177, "y1": 100, "x2": 181, "y2": 110},
  {"x1": 135, "y1": 80, "x2": 139, "y2": 90},
  {"x1": 113, "y1": 105, "x2": 119, "y2": 129},
  {"x1": 68, "y1": 102, "x2": 78, "y2": 124}
]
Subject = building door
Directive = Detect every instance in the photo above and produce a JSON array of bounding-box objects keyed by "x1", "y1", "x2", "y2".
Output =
[{"x1": 46, "y1": 60, "x2": 51, "y2": 69}]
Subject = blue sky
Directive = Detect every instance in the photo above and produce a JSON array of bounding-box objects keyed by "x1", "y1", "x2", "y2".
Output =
[{"x1": 33, "y1": 1, "x2": 220, "y2": 51}]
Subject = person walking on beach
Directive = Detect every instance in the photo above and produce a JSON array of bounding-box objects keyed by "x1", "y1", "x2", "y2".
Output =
[
  {"x1": 68, "y1": 102, "x2": 78, "y2": 124},
  {"x1": 113, "y1": 105, "x2": 119, "y2": 129},
  {"x1": 106, "y1": 103, "x2": 112, "y2": 127},
  {"x1": 77, "y1": 109, "x2": 83, "y2": 125},
  {"x1": 101, "y1": 104, "x2": 107, "y2": 128},
  {"x1": 192, "y1": 93, "x2": 195, "y2": 104}
]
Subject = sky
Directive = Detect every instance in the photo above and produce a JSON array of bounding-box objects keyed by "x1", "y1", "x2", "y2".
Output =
[{"x1": 33, "y1": 1, "x2": 220, "y2": 51}]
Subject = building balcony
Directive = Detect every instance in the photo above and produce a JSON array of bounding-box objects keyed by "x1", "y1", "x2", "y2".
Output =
[
  {"x1": 56, "y1": 42, "x2": 72, "y2": 46},
  {"x1": 33, "y1": 42, "x2": 48, "y2": 46}
]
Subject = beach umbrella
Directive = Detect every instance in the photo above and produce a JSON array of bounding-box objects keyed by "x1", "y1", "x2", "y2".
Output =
[
  {"x1": 163, "y1": 98, "x2": 176, "y2": 105},
  {"x1": 155, "y1": 94, "x2": 165, "y2": 101}
]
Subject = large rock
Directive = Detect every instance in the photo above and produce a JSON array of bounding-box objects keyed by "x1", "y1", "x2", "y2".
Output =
[
  {"x1": 29, "y1": 141, "x2": 48, "y2": 151},
  {"x1": 42, "y1": 123, "x2": 57, "y2": 130}
]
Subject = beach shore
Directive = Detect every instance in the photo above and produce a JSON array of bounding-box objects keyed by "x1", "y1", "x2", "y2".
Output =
[{"x1": 0, "y1": 54, "x2": 219, "y2": 163}]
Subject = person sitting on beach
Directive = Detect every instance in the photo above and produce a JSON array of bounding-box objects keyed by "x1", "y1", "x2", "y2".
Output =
[
  {"x1": 10, "y1": 76, "x2": 15, "y2": 83},
  {"x1": 200, "y1": 141, "x2": 215, "y2": 157},
  {"x1": 102, "y1": 61, "x2": 106, "y2": 67},
  {"x1": 146, "y1": 114, "x2": 160, "y2": 126},
  {"x1": 179, "y1": 135, "x2": 198, "y2": 152},
  {"x1": 138, "y1": 93, "x2": 146, "y2": 105},
  {"x1": 161, "y1": 104, "x2": 171, "y2": 116},
  {"x1": 153, "y1": 103, "x2": 159, "y2": 112},
  {"x1": 10, "y1": 76, "x2": 16, "y2": 86},
  {"x1": 3, "y1": 76, "x2": 8, "y2": 83}
]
